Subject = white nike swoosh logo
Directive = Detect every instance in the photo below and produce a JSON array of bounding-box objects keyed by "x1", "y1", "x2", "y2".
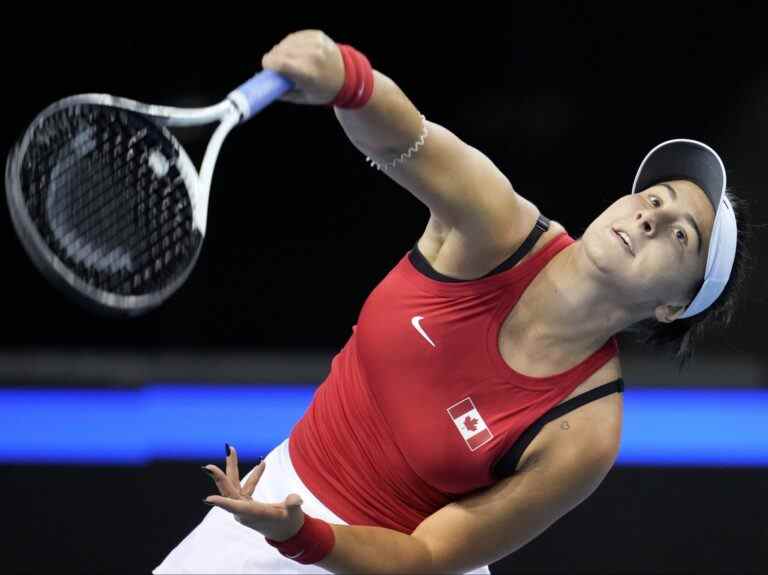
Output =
[
  {"x1": 285, "y1": 550, "x2": 305, "y2": 559},
  {"x1": 411, "y1": 315, "x2": 436, "y2": 348}
]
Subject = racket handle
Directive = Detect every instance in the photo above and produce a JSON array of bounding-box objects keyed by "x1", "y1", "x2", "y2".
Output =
[{"x1": 229, "y1": 70, "x2": 293, "y2": 122}]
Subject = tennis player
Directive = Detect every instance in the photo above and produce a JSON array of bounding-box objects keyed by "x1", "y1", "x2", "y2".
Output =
[{"x1": 153, "y1": 30, "x2": 748, "y2": 574}]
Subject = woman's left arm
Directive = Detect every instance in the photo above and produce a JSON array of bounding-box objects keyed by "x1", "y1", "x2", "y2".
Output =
[
  {"x1": 204, "y1": 422, "x2": 620, "y2": 574},
  {"x1": 202, "y1": 446, "x2": 432, "y2": 568}
]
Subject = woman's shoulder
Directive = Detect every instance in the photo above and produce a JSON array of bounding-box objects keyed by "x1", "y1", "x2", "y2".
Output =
[
  {"x1": 530, "y1": 217, "x2": 569, "y2": 257},
  {"x1": 515, "y1": 354, "x2": 623, "y2": 471},
  {"x1": 416, "y1": 197, "x2": 570, "y2": 280},
  {"x1": 565, "y1": 354, "x2": 623, "y2": 401}
]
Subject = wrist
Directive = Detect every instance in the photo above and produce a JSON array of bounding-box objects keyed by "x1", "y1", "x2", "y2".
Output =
[
  {"x1": 265, "y1": 514, "x2": 335, "y2": 564},
  {"x1": 330, "y1": 44, "x2": 374, "y2": 109},
  {"x1": 266, "y1": 514, "x2": 305, "y2": 543}
]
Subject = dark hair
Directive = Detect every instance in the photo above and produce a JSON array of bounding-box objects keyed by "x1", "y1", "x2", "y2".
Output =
[{"x1": 621, "y1": 190, "x2": 753, "y2": 371}]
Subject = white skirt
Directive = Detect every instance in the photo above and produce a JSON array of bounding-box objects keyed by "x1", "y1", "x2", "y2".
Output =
[{"x1": 152, "y1": 437, "x2": 491, "y2": 574}]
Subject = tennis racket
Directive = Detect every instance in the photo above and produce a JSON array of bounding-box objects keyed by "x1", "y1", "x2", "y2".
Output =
[{"x1": 5, "y1": 70, "x2": 293, "y2": 316}]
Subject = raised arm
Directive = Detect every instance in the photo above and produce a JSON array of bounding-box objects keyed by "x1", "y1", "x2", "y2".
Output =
[
  {"x1": 261, "y1": 30, "x2": 530, "y2": 249},
  {"x1": 336, "y1": 76, "x2": 526, "y2": 246}
]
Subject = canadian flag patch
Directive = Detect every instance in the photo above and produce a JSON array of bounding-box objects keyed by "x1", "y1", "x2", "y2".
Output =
[{"x1": 447, "y1": 398, "x2": 493, "y2": 451}]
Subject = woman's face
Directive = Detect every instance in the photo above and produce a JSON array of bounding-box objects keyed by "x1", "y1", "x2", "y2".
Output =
[{"x1": 581, "y1": 179, "x2": 716, "y2": 320}]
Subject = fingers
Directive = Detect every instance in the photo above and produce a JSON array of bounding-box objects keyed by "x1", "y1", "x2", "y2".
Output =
[
  {"x1": 204, "y1": 495, "x2": 252, "y2": 515},
  {"x1": 284, "y1": 493, "x2": 304, "y2": 509},
  {"x1": 202, "y1": 464, "x2": 241, "y2": 499},
  {"x1": 261, "y1": 54, "x2": 307, "y2": 81},
  {"x1": 203, "y1": 446, "x2": 269, "y2": 500},
  {"x1": 278, "y1": 91, "x2": 305, "y2": 104},
  {"x1": 225, "y1": 444, "x2": 240, "y2": 486},
  {"x1": 243, "y1": 460, "x2": 266, "y2": 497},
  {"x1": 263, "y1": 29, "x2": 331, "y2": 68},
  {"x1": 204, "y1": 495, "x2": 288, "y2": 521}
]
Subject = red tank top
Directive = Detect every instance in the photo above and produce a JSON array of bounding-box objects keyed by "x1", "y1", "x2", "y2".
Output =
[{"x1": 289, "y1": 231, "x2": 618, "y2": 533}]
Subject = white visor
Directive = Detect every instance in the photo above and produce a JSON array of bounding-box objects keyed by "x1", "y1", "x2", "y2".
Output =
[{"x1": 631, "y1": 139, "x2": 737, "y2": 319}]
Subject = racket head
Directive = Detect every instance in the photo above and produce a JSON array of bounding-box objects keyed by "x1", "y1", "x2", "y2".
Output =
[{"x1": 5, "y1": 94, "x2": 206, "y2": 316}]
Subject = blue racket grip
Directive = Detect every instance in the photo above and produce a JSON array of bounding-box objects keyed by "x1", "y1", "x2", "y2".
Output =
[{"x1": 229, "y1": 70, "x2": 294, "y2": 122}]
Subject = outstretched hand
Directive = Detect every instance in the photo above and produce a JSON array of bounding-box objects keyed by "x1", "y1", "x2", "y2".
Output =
[{"x1": 202, "y1": 444, "x2": 305, "y2": 541}]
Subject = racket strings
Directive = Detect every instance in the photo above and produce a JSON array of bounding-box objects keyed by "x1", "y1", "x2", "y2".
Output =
[
  {"x1": 24, "y1": 108, "x2": 125, "y2": 193},
  {"x1": 88, "y1": 183, "x2": 191, "y2": 292},
  {"x1": 31, "y1": 121, "x2": 154, "y2": 279},
  {"x1": 39, "y1": 119, "x2": 151, "y2": 223},
  {"x1": 55, "y1": 146, "x2": 155, "y2": 256},
  {"x1": 20, "y1": 105, "x2": 198, "y2": 296},
  {"x1": 74, "y1": 173, "x2": 180, "y2": 267},
  {"x1": 65, "y1": 167, "x2": 191, "y2": 294},
  {"x1": 39, "y1": 121, "x2": 152, "y2": 219},
  {"x1": 65, "y1": 152, "x2": 192, "y2": 293}
]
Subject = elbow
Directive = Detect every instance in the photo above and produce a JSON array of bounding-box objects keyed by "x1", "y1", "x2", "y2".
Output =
[
  {"x1": 400, "y1": 535, "x2": 454, "y2": 575},
  {"x1": 359, "y1": 536, "x2": 437, "y2": 575}
]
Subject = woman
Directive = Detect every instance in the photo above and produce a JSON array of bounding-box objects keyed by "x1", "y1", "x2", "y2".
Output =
[{"x1": 153, "y1": 30, "x2": 747, "y2": 574}]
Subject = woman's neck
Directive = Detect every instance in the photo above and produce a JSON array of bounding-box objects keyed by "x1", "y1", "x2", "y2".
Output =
[{"x1": 521, "y1": 241, "x2": 644, "y2": 355}]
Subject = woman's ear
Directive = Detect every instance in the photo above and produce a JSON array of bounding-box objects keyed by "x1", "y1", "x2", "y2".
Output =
[{"x1": 654, "y1": 303, "x2": 687, "y2": 323}]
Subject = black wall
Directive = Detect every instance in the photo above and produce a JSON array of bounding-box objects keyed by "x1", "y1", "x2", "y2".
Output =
[{"x1": 1, "y1": 5, "x2": 765, "y2": 356}]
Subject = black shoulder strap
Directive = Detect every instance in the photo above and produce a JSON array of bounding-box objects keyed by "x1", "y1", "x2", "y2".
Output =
[
  {"x1": 492, "y1": 378, "x2": 625, "y2": 479},
  {"x1": 408, "y1": 214, "x2": 551, "y2": 283},
  {"x1": 480, "y1": 214, "x2": 551, "y2": 278}
]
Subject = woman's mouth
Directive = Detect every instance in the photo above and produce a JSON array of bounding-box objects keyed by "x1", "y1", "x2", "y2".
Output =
[{"x1": 612, "y1": 228, "x2": 635, "y2": 256}]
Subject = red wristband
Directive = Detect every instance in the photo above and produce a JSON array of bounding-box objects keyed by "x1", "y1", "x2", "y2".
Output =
[
  {"x1": 265, "y1": 514, "x2": 335, "y2": 564},
  {"x1": 331, "y1": 44, "x2": 374, "y2": 109}
]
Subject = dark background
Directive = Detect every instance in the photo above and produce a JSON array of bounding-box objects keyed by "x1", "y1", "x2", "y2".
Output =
[{"x1": 2, "y1": 4, "x2": 766, "y2": 574}]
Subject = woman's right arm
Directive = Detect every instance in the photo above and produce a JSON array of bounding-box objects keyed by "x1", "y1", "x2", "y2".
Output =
[
  {"x1": 335, "y1": 74, "x2": 526, "y2": 246},
  {"x1": 262, "y1": 30, "x2": 530, "y2": 249}
]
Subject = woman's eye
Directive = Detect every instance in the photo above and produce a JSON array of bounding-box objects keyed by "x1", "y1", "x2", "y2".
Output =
[
  {"x1": 649, "y1": 196, "x2": 662, "y2": 207},
  {"x1": 676, "y1": 229, "x2": 687, "y2": 243}
]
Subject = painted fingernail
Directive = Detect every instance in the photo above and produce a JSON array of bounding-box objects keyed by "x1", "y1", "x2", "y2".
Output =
[
  {"x1": 225, "y1": 443, "x2": 231, "y2": 457},
  {"x1": 201, "y1": 466, "x2": 214, "y2": 477}
]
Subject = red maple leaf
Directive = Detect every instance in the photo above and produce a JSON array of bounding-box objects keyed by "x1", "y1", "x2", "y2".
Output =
[{"x1": 463, "y1": 415, "x2": 479, "y2": 432}]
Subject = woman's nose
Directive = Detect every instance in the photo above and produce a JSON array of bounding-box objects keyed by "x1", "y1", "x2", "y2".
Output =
[{"x1": 636, "y1": 211, "x2": 655, "y2": 234}]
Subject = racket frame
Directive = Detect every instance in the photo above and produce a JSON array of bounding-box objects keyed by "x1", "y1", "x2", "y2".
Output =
[{"x1": 4, "y1": 71, "x2": 292, "y2": 315}]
